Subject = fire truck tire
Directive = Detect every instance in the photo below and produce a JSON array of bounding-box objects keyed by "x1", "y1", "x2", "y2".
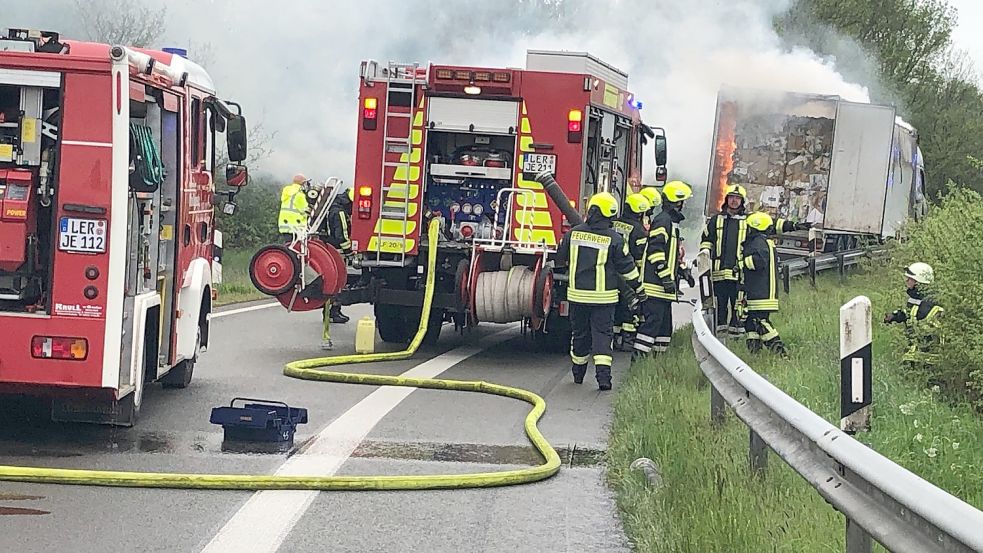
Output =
[
  {"x1": 375, "y1": 304, "x2": 414, "y2": 343},
  {"x1": 161, "y1": 326, "x2": 198, "y2": 389},
  {"x1": 0, "y1": 222, "x2": 561, "y2": 490},
  {"x1": 249, "y1": 245, "x2": 301, "y2": 296}
]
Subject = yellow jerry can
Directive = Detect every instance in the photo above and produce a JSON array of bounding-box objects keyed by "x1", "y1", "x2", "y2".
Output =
[{"x1": 355, "y1": 316, "x2": 376, "y2": 354}]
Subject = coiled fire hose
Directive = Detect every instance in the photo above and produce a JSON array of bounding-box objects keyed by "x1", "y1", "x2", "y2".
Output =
[{"x1": 0, "y1": 220, "x2": 561, "y2": 490}]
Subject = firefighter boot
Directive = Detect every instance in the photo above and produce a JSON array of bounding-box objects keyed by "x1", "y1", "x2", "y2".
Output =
[
  {"x1": 746, "y1": 337, "x2": 763, "y2": 354},
  {"x1": 613, "y1": 331, "x2": 624, "y2": 352},
  {"x1": 596, "y1": 364, "x2": 613, "y2": 391},
  {"x1": 621, "y1": 331, "x2": 636, "y2": 352},
  {"x1": 329, "y1": 304, "x2": 350, "y2": 324},
  {"x1": 571, "y1": 363, "x2": 588, "y2": 385},
  {"x1": 765, "y1": 337, "x2": 789, "y2": 358}
]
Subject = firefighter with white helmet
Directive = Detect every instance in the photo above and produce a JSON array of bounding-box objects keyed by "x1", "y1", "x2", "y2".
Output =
[
  {"x1": 700, "y1": 184, "x2": 749, "y2": 337},
  {"x1": 739, "y1": 211, "x2": 787, "y2": 356},
  {"x1": 884, "y1": 262, "x2": 944, "y2": 368},
  {"x1": 634, "y1": 180, "x2": 691, "y2": 361},
  {"x1": 612, "y1": 193, "x2": 651, "y2": 351},
  {"x1": 556, "y1": 191, "x2": 646, "y2": 390}
]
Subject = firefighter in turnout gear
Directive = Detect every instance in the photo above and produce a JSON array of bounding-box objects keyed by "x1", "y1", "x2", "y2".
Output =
[
  {"x1": 634, "y1": 180, "x2": 692, "y2": 360},
  {"x1": 701, "y1": 185, "x2": 810, "y2": 338},
  {"x1": 556, "y1": 192, "x2": 646, "y2": 390},
  {"x1": 322, "y1": 187, "x2": 355, "y2": 329},
  {"x1": 700, "y1": 184, "x2": 748, "y2": 337},
  {"x1": 884, "y1": 262, "x2": 944, "y2": 369},
  {"x1": 612, "y1": 193, "x2": 651, "y2": 351},
  {"x1": 740, "y1": 212, "x2": 787, "y2": 356},
  {"x1": 278, "y1": 174, "x2": 311, "y2": 239}
]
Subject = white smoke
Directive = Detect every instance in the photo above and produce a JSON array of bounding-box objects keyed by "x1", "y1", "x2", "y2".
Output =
[{"x1": 6, "y1": 0, "x2": 872, "y2": 195}]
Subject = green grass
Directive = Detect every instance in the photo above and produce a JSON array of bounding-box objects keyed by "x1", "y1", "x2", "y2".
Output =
[
  {"x1": 608, "y1": 269, "x2": 983, "y2": 552},
  {"x1": 215, "y1": 248, "x2": 267, "y2": 306}
]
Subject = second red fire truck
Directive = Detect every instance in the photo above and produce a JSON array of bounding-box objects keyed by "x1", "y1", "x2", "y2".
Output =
[{"x1": 0, "y1": 29, "x2": 249, "y2": 425}]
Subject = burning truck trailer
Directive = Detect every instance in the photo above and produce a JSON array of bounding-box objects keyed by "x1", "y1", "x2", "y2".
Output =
[
  {"x1": 705, "y1": 86, "x2": 927, "y2": 257},
  {"x1": 247, "y1": 51, "x2": 668, "y2": 349}
]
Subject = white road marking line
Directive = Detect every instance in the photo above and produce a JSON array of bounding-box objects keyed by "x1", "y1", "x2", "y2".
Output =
[
  {"x1": 211, "y1": 302, "x2": 279, "y2": 319},
  {"x1": 199, "y1": 327, "x2": 516, "y2": 553}
]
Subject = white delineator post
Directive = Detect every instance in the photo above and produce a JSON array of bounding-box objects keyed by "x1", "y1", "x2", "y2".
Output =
[{"x1": 840, "y1": 296, "x2": 872, "y2": 435}]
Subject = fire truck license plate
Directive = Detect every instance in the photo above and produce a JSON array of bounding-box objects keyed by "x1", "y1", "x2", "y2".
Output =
[
  {"x1": 59, "y1": 217, "x2": 107, "y2": 253},
  {"x1": 522, "y1": 153, "x2": 556, "y2": 175}
]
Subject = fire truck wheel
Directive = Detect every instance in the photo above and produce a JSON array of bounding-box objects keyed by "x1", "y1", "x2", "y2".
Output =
[
  {"x1": 249, "y1": 245, "x2": 301, "y2": 296},
  {"x1": 375, "y1": 304, "x2": 414, "y2": 344},
  {"x1": 161, "y1": 326, "x2": 198, "y2": 389}
]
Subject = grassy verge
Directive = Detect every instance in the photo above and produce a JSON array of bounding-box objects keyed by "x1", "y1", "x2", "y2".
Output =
[
  {"x1": 215, "y1": 248, "x2": 266, "y2": 306},
  {"x1": 608, "y1": 268, "x2": 983, "y2": 552}
]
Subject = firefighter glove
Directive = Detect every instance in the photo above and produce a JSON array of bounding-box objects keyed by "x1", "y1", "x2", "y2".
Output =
[
  {"x1": 795, "y1": 222, "x2": 814, "y2": 231},
  {"x1": 662, "y1": 279, "x2": 677, "y2": 296}
]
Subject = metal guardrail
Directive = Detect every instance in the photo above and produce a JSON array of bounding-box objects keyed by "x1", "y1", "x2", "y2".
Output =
[
  {"x1": 689, "y1": 295, "x2": 983, "y2": 552},
  {"x1": 777, "y1": 248, "x2": 886, "y2": 293}
]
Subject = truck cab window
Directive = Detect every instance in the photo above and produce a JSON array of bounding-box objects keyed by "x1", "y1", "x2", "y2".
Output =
[{"x1": 191, "y1": 98, "x2": 204, "y2": 168}]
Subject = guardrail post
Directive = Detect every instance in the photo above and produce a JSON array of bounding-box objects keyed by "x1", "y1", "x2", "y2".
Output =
[
  {"x1": 836, "y1": 252, "x2": 846, "y2": 282},
  {"x1": 710, "y1": 384, "x2": 725, "y2": 425},
  {"x1": 749, "y1": 429, "x2": 767, "y2": 474},
  {"x1": 845, "y1": 518, "x2": 873, "y2": 553},
  {"x1": 840, "y1": 297, "x2": 872, "y2": 435},
  {"x1": 808, "y1": 257, "x2": 817, "y2": 288}
]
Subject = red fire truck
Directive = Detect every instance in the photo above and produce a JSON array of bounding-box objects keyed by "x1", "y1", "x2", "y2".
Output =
[
  {"x1": 346, "y1": 50, "x2": 668, "y2": 346},
  {"x1": 0, "y1": 29, "x2": 249, "y2": 425}
]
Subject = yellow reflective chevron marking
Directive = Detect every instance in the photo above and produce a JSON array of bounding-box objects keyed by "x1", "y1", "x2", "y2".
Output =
[
  {"x1": 517, "y1": 210, "x2": 554, "y2": 227},
  {"x1": 380, "y1": 219, "x2": 418, "y2": 236},
  {"x1": 394, "y1": 165, "x2": 421, "y2": 182},
  {"x1": 512, "y1": 101, "x2": 556, "y2": 246}
]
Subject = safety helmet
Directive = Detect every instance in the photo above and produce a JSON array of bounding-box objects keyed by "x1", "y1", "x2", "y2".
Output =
[
  {"x1": 725, "y1": 184, "x2": 747, "y2": 201},
  {"x1": 905, "y1": 262, "x2": 934, "y2": 285},
  {"x1": 587, "y1": 191, "x2": 619, "y2": 218},
  {"x1": 347, "y1": 187, "x2": 354, "y2": 201},
  {"x1": 293, "y1": 173, "x2": 308, "y2": 185},
  {"x1": 625, "y1": 193, "x2": 651, "y2": 215},
  {"x1": 639, "y1": 186, "x2": 662, "y2": 208},
  {"x1": 662, "y1": 180, "x2": 693, "y2": 203},
  {"x1": 746, "y1": 211, "x2": 774, "y2": 232}
]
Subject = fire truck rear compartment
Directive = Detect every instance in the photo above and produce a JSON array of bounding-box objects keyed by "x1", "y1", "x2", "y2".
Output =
[
  {"x1": 0, "y1": 84, "x2": 60, "y2": 313},
  {"x1": 424, "y1": 131, "x2": 516, "y2": 243}
]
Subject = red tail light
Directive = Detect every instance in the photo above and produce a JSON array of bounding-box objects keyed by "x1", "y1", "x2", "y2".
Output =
[
  {"x1": 31, "y1": 336, "x2": 88, "y2": 360},
  {"x1": 358, "y1": 186, "x2": 373, "y2": 220},
  {"x1": 362, "y1": 97, "x2": 378, "y2": 130},
  {"x1": 568, "y1": 109, "x2": 583, "y2": 143}
]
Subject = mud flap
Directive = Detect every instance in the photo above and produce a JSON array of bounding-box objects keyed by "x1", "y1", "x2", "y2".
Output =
[{"x1": 51, "y1": 390, "x2": 140, "y2": 427}]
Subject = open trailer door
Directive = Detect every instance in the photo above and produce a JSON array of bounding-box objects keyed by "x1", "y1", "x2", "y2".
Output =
[{"x1": 823, "y1": 100, "x2": 896, "y2": 235}]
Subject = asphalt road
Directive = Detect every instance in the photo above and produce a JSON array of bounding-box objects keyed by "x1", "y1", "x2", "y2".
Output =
[{"x1": 0, "y1": 299, "x2": 659, "y2": 552}]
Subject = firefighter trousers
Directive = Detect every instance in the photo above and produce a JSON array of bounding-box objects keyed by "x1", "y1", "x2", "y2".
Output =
[
  {"x1": 613, "y1": 294, "x2": 637, "y2": 349},
  {"x1": 745, "y1": 311, "x2": 786, "y2": 355},
  {"x1": 569, "y1": 302, "x2": 616, "y2": 386},
  {"x1": 634, "y1": 299, "x2": 673, "y2": 356},
  {"x1": 713, "y1": 279, "x2": 743, "y2": 336}
]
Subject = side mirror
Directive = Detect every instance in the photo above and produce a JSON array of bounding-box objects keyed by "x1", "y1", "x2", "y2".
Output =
[
  {"x1": 654, "y1": 135, "x2": 668, "y2": 167},
  {"x1": 227, "y1": 115, "x2": 248, "y2": 163},
  {"x1": 655, "y1": 166, "x2": 668, "y2": 183},
  {"x1": 226, "y1": 164, "x2": 248, "y2": 188}
]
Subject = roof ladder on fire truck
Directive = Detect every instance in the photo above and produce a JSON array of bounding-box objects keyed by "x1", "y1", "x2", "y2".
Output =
[{"x1": 375, "y1": 61, "x2": 424, "y2": 266}]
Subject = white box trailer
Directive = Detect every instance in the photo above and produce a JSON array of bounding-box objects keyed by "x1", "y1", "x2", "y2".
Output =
[{"x1": 705, "y1": 86, "x2": 927, "y2": 255}]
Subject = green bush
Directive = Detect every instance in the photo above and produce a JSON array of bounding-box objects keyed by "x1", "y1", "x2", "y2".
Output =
[
  {"x1": 217, "y1": 175, "x2": 281, "y2": 249},
  {"x1": 891, "y1": 184, "x2": 983, "y2": 408}
]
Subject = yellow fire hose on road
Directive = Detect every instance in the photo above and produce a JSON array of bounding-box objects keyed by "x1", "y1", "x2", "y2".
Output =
[{"x1": 0, "y1": 220, "x2": 561, "y2": 490}]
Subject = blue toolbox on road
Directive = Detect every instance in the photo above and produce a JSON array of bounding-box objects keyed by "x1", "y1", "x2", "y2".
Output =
[{"x1": 210, "y1": 398, "x2": 308, "y2": 446}]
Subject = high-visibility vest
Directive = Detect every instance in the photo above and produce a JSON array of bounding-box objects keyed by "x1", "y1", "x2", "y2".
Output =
[{"x1": 278, "y1": 183, "x2": 309, "y2": 234}]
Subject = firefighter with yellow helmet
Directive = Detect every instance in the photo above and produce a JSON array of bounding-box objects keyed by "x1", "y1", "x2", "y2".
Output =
[
  {"x1": 739, "y1": 212, "x2": 787, "y2": 356},
  {"x1": 634, "y1": 180, "x2": 691, "y2": 360},
  {"x1": 556, "y1": 191, "x2": 646, "y2": 390},
  {"x1": 612, "y1": 193, "x2": 651, "y2": 351},
  {"x1": 638, "y1": 186, "x2": 662, "y2": 226}
]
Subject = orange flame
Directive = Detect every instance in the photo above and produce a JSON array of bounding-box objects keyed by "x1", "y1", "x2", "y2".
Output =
[{"x1": 711, "y1": 101, "x2": 738, "y2": 215}]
